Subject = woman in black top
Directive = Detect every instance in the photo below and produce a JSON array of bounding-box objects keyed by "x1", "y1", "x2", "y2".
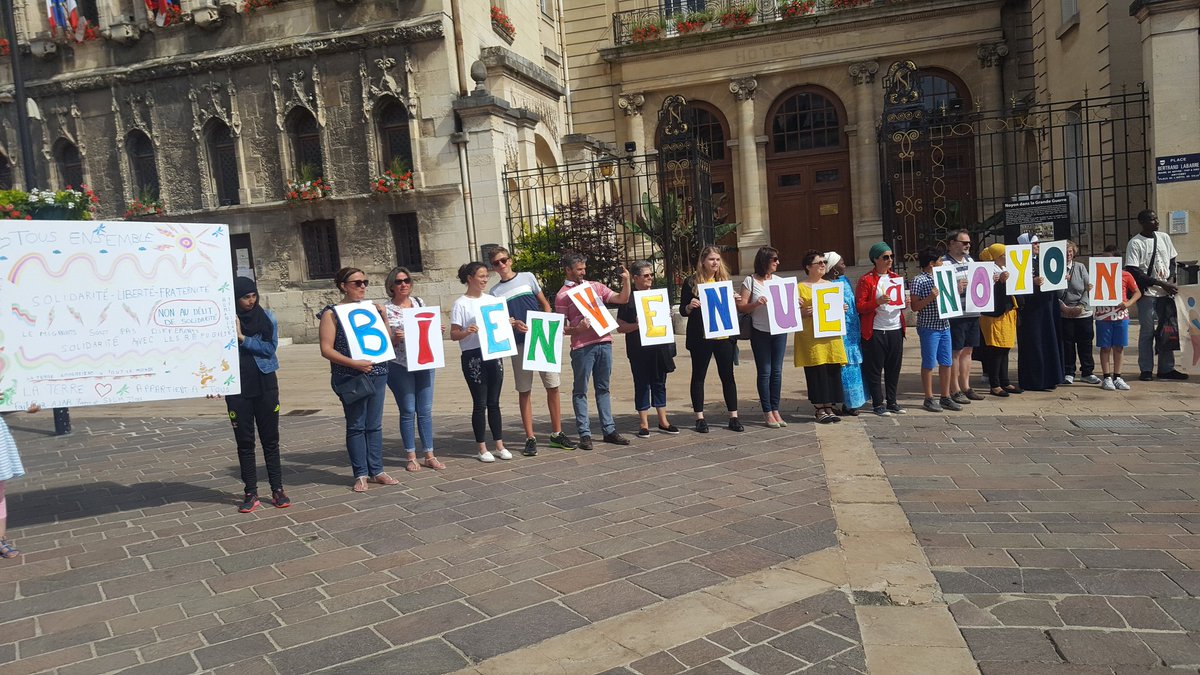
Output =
[
  {"x1": 680, "y1": 246, "x2": 743, "y2": 433},
  {"x1": 615, "y1": 260, "x2": 679, "y2": 437}
]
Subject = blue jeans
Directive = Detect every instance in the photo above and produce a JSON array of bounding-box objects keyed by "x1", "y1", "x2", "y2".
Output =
[
  {"x1": 632, "y1": 367, "x2": 667, "y2": 412},
  {"x1": 749, "y1": 328, "x2": 786, "y2": 413},
  {"x1": 1136, "y1": 295, "x2": 1175, "y2": 374},
  {"x1": 334, "y1": 372, "x2": 388, "y2": 478},
  {"x1": 571, "y1": 342, "x2": 615, "y2": 437},
  {"x1": 386, "y1": 365, "x2": 435, "y2": 453}
]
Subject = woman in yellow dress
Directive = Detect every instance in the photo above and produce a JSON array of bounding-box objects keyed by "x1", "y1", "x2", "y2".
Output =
[
  {"x1": 977, "y1": 244, "x2": 1020, "y2": 396},
  {"x1": 794, "y1": 250, "x2": 848, "y2": 424}
]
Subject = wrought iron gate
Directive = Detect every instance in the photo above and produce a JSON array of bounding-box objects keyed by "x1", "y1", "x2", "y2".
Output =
[
  {"x1": 879, "y1": 60, "x2": 1150, "y2": 266},
  {"x1": 502, "y1": 96, "x2": 713, "y2": 302}
]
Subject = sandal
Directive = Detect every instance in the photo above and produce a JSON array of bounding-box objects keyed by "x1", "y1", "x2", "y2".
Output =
[
  {"x1": 990, "y1": 387, "x2": 1009, "y2": 397},
  {"x1": 0, "y1": 539, "x2": 20, "y2": 559},
  {"x1": 816, "y1": 408, "x2": 836, "y2": 424},
  {"x1": 352, "y1": 476, "x2": 368, "y2": 493},
  {"x1": 405, "y1": 460, "x2": 421, "y2": 473},
  {"x1": 423, "y1": 457, "x2": 445, "y2": 470},
  {"x1": 371, "y1": 472, "x2": 400, "y2": 485}
]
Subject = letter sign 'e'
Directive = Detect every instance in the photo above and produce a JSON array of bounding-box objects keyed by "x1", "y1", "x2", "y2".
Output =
[
  {"x1": 476, "y1": 298, "x2": 517, "y2": 360},
  {"x1": 633, "y1": 289, "x2": 674, "y2": 346},
  {"x1": 812, "y1": 282, "x2": 846, "y2": 338}
]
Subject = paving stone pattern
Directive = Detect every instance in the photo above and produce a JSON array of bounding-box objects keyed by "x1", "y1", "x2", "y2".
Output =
[
  {"x1": 872, "y1": 413, "x2": 1200, "y2": 675},
  {"x1": 1, "y1": 413, "x2": 835, "y2": 673},
  {"x1": 614, "y1": 590, "x2": 865, "y2": 675}
]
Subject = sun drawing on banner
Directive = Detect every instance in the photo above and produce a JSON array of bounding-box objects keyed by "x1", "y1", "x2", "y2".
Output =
[{"x1": 154, "y1": 225, "x2": 221, "y2": 268}]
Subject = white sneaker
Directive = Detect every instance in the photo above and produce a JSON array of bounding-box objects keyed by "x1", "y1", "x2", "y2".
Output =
[
  {"x1": 1080, "y1": 374, "x2": 1102, "y2": 385},
  {"x1": 1101, "y1": 377, "x2": 1116, "y2": 391},
  {"x1": 1064, "y1": 375, "x2": 1074, "y2": 384},
  {"x1": 478, "y1": 451, "x2": 496, "y2": 463},
  {"x1": 496, "y1": 448, "x2": 513, "y2": 460},
  {"x1": 1114, "y1": 376, "x2": 1131, "y2": 391}
]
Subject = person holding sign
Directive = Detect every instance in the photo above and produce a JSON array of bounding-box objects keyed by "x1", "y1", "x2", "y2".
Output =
[
  {"x1": 616, "y1": 260, "x2": 679, "y2": 437},
  {"x1": 1125, "y1": 210, "x2": 1188, "y2": 381},
  {"x1": 856, "y1": 242, "x2": 907, "y2": 416},
  {"x1": 452, "y1": 262, "x2": 519, "y2": 462},
  {"x1": 318, "y1": 268, "x2": 396, "y2": 493},
  {"x1": 737, "y1": 246, "x2": 788, "y2": 428},
  {"x1": 383, "y1": 267, "x2": 445, "y2": 472},
  {"x1": 794, "y1": 251, "x2": 847, "y2": 424},
  {"x1": 1014, "y1": 234, "x2": 1064, "y2": 391},
  {"x1": 1058, "y1": 242, "x2": 1100, "y2": 385},
  {"x1": 942, "y1": 230, "x2": 985, "y2": 404},
  {"x1": 554, "y1": 254, "x2": 632, "y2": 450},
  {"x1": 976, "y1": 244, "x2": 1021, "y2": 396},
  {"x1": 489, "y1": 249, "x2": 576, "y2": 456},
  {"x1": 1095, "y1": 245, "x2": 1142, "y2": 391},
  {"x1": 225, "y1": 277, "x2": 289, "y2": 512},
  {"x1": 824, "y1": 252, "x2": 867, "y2": 416},
  {"x1": 910, "y1": 251, "x2": 962, "y2": 413},
  {"x1": 680, "y1": 246, "x2": 744, "y2": 433}
]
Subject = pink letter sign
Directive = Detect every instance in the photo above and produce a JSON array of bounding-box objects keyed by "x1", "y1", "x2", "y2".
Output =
[
  {"x1": 764, "y1": 277, "x2": 803, "y2": 335},
  {"x1": 965, "y1": 262, "x2": 995, "y2": 314}
]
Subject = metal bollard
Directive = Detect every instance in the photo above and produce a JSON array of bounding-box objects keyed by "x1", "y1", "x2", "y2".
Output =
[{"x1": 53, "y1": 407, "x2": 71, "y2": 435}]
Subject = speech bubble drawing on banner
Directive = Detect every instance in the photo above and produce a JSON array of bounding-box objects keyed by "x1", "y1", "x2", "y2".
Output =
[
  {"x1": 1089, "y1": 256, "x2": 1124, "y2": 307},
  {"x1": 698, "y1": 280, "x2": 740, "y2": 339},
  {"x1": 812, "y1": 282, "x2": 846, "y2": 338},
  {"x1": 1006, "y1": 244, "x2": 1035, "y2": 296},
  {"x1": 965, "y1": 262, "x2": 996, "y2": 314},
  {"x1": 878, "y1": 276, "x2": 907, "y2": 307},
  {"x1": 334, "y1": 301, "x2": 397, "y2": 363},
  {"x1": 476, "y1": 296, "x2": 517, "y2": 360},
  {"x1": 522, "y1": 311, "x2": 564, "y2": 373},
  {"x1": 400, "y1": 305, "x2": 444, "y2": 371},
  {"x1": 934, "y1": 267, "x2": 964, "y2": 318},
  {"x1": 566, "y1": 283, "x2": 618, "y2": 337},
  {"x1": 633, "y1": 289, "x2": 674, "y2": 346},
  {"x1": 764, "y1": 277, "x2": 803, "y2": 335},
  {"x1": 1040, "y1": 240, "x2": 1068, "y2": 292}
]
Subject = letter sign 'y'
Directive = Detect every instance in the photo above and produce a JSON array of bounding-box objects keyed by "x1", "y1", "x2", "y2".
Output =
[
  {"x1": 334, "y1": 301, "x2": 397, "y2": 363},
  {"x1": 1006, "y1": 244, "x2": 1034, "y2": 296},
  {"x1": 698, "y1": 280, "x2": 740, "y2": 339}
]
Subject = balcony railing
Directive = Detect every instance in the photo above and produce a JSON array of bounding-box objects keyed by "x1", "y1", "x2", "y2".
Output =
[{"x1": 613, "y1": 0, "x2": 924, "y2": 47}]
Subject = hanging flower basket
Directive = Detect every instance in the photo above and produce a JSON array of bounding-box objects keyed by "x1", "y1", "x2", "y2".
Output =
[
  {"x1": 719, "y1": 2, "x2": 757, "y2": 27},
  {"x1": 124, "y1": 197, "x2": 165, "y2": 219},
  {"x1": 373, "y1": 169, "x2": 414, "y2": 194},
  {"x1": 27, "y1": 186, "x2": 101, "y2": 220},
  {"x1": 286, "y1": 176, "x2": 332, "y2": 203},
  {"x1": 778, "y1": 0, "x2": 816, "y2": 18}
]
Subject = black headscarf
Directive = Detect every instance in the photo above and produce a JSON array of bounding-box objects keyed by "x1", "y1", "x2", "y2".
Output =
[{"x1": 234, "y1": 276, "x2": 271, "y2": 341}]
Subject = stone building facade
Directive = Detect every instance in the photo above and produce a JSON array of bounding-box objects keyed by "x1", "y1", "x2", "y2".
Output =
[{"x1": 0, "y1": 0, "x2": 572, "y2": 341}]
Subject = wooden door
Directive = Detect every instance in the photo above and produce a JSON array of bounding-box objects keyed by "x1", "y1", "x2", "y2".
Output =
[{"x1": 767, "y1": 154, "x2": 854, "y2": 270}]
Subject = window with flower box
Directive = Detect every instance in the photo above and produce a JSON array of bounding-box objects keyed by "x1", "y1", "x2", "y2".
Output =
[
  {"x1": 288, "y1": 108, "x2": 324, "y2": 179},
  {"x1": 301, "y1": 219, "x2": 341, "y2": 279},
  {"x1": 126, "y1": 130, "x2": 160, "y2": 197},
  {"x1": 390, "y1": 213, "x2": 422, "y2": 272},
  {"x1": 377, "y1": 97, "x2": 414, "y2": 175}
]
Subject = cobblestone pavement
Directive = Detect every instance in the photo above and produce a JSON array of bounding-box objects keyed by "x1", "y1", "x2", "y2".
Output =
[{"x1": 874, "y1": 412, "x2": 1200, "y2": 675}]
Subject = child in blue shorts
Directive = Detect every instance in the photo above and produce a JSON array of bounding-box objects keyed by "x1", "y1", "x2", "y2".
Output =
[
  {"x1": 910, "y1": 249, "x2": 963, "y2": 412},
  {"x1": 1094, "y1": 246, "x2": 1142, "y2": 391}
]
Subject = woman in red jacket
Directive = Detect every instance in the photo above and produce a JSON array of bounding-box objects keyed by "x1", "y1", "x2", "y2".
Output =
[{"x1": 856, "y1": 242, "x2": 907, "y2": 416}]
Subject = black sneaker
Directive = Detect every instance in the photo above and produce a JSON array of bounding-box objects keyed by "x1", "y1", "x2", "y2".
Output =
[
  {"x1": 603, "y1": 432, "x2": 631, "y2": 446},
  {"x1": 271, "y1": 489, "x2": 291, "y2": 509},
  {"x1": 658, "y1": 424, "x2": 680, "y2": 434},
  {"x1": 886, "y1": 403, "x2": 907, "y2": 415},
  {"x1": 1157, "y1": 370, "x2": 1189, "y2": 380},
  {"x1": 728, "y1": 418, "x2": 744, "y2": 432},
  {"x1": 578, "y1": 435, "x2": 593, "y2": 451},
  {"x1": 522, "y1": 437, "x2": 538, "y2": 457},
  {"x1": 548, "y1": 432, "x2": 577, "y2": 450},
  {"x1": 694, "y1": 419, "x2": 709, "y2": 434},
  {"x1": 238, "y1": 492, "x2": 260, "y2": 513},
  {"x1": 1140, "y1": 371, "x2": 1154, "y2": 381},
  {"x1": 636, "y1": 427, "x2": 651, "y2": 438}
]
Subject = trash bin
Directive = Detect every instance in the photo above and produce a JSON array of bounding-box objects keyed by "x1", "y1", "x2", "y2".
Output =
[{"x1": 1179, "y1": 260, "x2": 1199, "y2": 286}]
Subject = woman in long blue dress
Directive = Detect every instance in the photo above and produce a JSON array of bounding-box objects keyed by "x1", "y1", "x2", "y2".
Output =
[
  {"x1": 1015, "y1": 234, "x2": 1064, "y2": 391},
  {"x1": 825, "y1": 252, "x2": 867, "y2": 415}
]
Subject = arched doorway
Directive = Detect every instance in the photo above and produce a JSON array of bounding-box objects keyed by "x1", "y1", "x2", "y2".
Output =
[
  {"x1": 655, "y1": 101, "x2": 737, "y2": 272},
  {"x1": 765, "y1": 87, "x2": 853, "y2": 268}
]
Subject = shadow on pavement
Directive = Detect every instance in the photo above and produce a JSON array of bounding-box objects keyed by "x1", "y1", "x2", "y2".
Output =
[{"x1": 9, "y1": 480, "x2": 234, "y2": 528}]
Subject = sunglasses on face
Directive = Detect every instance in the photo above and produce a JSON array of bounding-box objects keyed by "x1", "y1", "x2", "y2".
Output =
[
  {"x1": 956, "y1": 240, "x2": 971, "y2": 245},
  {"x1": 770, "y1": 257, "x2": 779, "y2": 262},
  {"x1": 492, "y1": 257, "x2": 510, "y2": 266},
  {"x1": 347, "y1": 279, "x2": 369, "y2": 288},
  {"x1": 879, "y1": 254, "x2": 894, "y2": 260},
  {"x1": 812, "y1": 260, "x2": 827, "y2": 266},
  {"x1": 394, "y1": 278, "x2": 412, "y2": 285}
]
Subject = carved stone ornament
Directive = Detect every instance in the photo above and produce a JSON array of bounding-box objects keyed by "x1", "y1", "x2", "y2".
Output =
[
  {"x1": 883, "y1": 60, "x2": 921, "y2": 107},
  {"x1": 729, "y1": 77, "x2": 757, "y2": 102},
  {"x1": 658, "y1": 94, "x2": 689, "y2": 140},
  {"x1": 189, "y1": 78, "x2": 242, "y2": 140},
  {"x1": 977, "y1": 42, "x2": 1009, "y2": 69},
  {"x1": 41, "y1": 100, "x2": 86, "y2": 162},
  {"x1": 360, "y1": 52, "x2": 412, "y2": 122},
  {"x1": 848, "y1": 61, "x2": 879, "y2": 86},
  {"x1": 271, "y1": 65, "x2": 326, "y2": 129},
  {"x1": 618, "y1": 92, "x2": 645, "y2": 117}
]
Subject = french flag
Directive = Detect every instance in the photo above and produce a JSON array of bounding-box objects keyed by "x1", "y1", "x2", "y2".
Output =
[{"x1": 46, "y1": 0, "x2": 83, "y2": 40}]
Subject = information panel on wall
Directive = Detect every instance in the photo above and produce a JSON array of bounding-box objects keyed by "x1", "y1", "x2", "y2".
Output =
[{"x1": 0, "y1": 221, "x2": 239, "y2": 411}]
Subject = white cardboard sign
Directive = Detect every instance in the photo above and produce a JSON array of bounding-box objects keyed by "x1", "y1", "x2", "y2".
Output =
[
  {"x1": 877, "y1": 276, "x2": 907, "y2": 308},
  {"x1": 633, "y1": 289, "x2": 675, "y2": 346},
  {"x1": 522, "y1": 311, "x2": 564, "y2": 373},
  {"x1": 764, "y1": 276, "x2": 803, "y2": 335},
  {"x1": 934, "y1": 267, "x2": 964, "y2": 319},
  {"x1": 475, "y1": 296, "x2": 517, "y2": 360},
  {"x1": 566, "y1": 282, "x2": 618, "y2": 337},
  {"x1": 334, "y1": 301, "x2": 397, "y2": 364},
  {"x1": 698, "y1": 280, "x2": 740, "y2": 340},
  {"x1": 1006, "y1": 244, "x2": 1035, "y2": 296},
  {"x1": 1089, "y1": 257, "x2": 1124, "y2": 308},
  {"x1": 811, "y1": 282, "x2": 847, "y2": 338},
  {"x1": 1039, "y1": 240, "x2": 1069, "y2": 292},
  {"x1": 965, "y1": 262, "x2": 996, "y2": 314},
  {"x1": 399, "y1": 305, "x2": 445, "y2": 371}
]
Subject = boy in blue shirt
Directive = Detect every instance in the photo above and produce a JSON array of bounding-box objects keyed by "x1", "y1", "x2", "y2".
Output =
[{"x1": 910, "y1": 249, "x2": 963, "y2": 412}]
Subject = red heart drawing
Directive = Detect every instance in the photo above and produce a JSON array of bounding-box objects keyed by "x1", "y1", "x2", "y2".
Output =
[{"x1": 95, "y1": 383, "x2": 113, "y2": 397}]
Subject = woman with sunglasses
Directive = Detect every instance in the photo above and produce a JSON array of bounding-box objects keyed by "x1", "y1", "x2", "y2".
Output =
[
  {"x1": 384, "y1": 267, "x2": 444, "y2": 472},
  {"x1": 856, "y1": 242, "x2": 907, "y2": 416},
  {"x1": 318, "y1": 267, "x2": 397, "y2": 492},
  {"x1": 795, "y1": 251, "x2": 847, "y2": 424},
  {"x1": 736, "y1": 246, "x2": 787, "y2": 428}
]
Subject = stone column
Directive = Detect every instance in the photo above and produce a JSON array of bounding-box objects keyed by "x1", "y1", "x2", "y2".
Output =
[
  {"x1": 618, "y1": 92, "x2": 646, "y2": 153},
  {"x1": 849, "y1": 60, "x2": 881, "y2": 264},
  {"x1": 1135, "y1": 0, "x2": 1200, "y2": 263},
  {"x1": 730, "y1": 76, "x2": 765, "y2": 271}
]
